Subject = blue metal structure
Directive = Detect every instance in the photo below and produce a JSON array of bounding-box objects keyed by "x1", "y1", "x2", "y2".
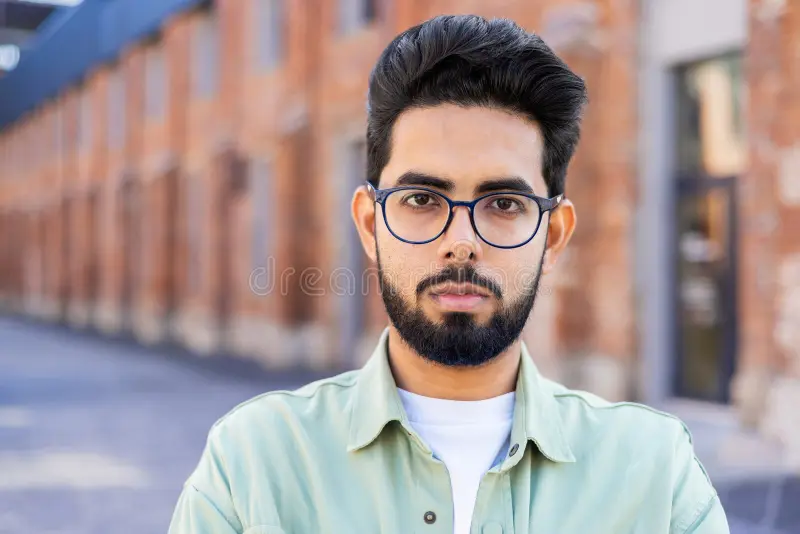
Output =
[
  {"x1": 0, "y1": 1, "x2": 58, "y2": 33},
  {"x1": 0, "y1": 0, "x2": 206, "y2": 130}
]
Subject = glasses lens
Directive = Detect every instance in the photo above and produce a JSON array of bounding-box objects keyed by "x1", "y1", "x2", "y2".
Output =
[
  {"x1": 384, "y1": 189, "x2": 450, "y2": 243},
  {"x1": 474, "y1": 193, "x2": 541, "y2": 247}
]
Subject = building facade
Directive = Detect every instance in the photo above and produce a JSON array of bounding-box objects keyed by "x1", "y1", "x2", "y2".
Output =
[{"x1": 0, "y1": 0, "x2": 798, "y2": 466}]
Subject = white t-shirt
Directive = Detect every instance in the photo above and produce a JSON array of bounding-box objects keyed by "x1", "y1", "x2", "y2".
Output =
[{"x1": 398, "y1": 388, "x2": 515, "y2": 534}]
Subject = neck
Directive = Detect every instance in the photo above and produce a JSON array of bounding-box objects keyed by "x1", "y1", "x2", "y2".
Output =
[{"x1": 386, "y1": 325, "x2": 521, "y2": 401}]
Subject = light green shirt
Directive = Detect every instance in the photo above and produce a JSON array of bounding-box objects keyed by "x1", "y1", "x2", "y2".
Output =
[{"x1": 169, "y1": 328, "x2": 729, "y2": 534}]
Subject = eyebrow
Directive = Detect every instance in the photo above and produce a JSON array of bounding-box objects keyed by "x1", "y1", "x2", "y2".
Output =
[
  {"x1": 395, "y1": 172, "x2": 455, "y2": 191},
  {"x1": 394, "y1": 171, "x2": 535, "y2": 195},
  {"x1": 474, "y1": 177, "x2": 534, "y2": 195}
]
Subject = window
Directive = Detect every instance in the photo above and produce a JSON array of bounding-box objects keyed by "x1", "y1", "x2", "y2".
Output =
[
  {"x1": 108, "y1": 69, "x2": 126, "y2": 148},
  {"x1": 338, "y1": 0, "x2": 377, "y2": 34},
  {"x1": 0, "y1": 136, "x2": 6, "y2": 178},
  {"x1": 675, "y1": 53, "x2": 745, "y2": 178},
  {"x1": 78, "y1": 89, "x2": 92, "y2": 149},
  {"x1": 250, "y1": 159, "x2": 272, "y2": 270},
  {"x1": 254, "y1": 0, "x2": 283, "y2": 69},
  {"x1": 13, "y1": 128, "x2": 19, "y2": 174},
  {"x1": 145, "y1": 46, "x2": 167, "y2": 118},
  {"x1": 31, "y1": 118, "x2": 40, "y2": 168},
  {"x1": 193, "y1": 9, "x2": 220, "y2": 97},
  {"x1": 43, "y1": 112, "x2": 52, "y2": 161},
  {"x1": 23, "y1": 121, "x2": 30, "y2": 171},
  {"x1": 54, "y1": 107, "x2": 63, "y2": 157},
  {"x1": 186, "y1": 174, "x2": 206, "y2": 294},
  {"x1": 6, "y1": 129, "x2": 13, "y2": 175}
]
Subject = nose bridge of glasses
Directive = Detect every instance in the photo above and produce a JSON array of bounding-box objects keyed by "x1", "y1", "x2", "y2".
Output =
[{"x1": 443, "y1": 200, "x2": 478, "y2": 237}]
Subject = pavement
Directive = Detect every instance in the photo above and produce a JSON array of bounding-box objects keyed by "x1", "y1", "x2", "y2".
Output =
[{"x1": 0, "y1": 317, "x2": 798, "y2": 534}]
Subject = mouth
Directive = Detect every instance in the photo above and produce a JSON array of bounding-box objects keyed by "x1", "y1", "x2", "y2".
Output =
[{"x1": 429, "y1": 283, "x2": 491, "y2": 312}]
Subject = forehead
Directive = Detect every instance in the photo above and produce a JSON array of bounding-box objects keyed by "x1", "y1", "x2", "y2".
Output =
[{"x1": 381, "y1": 104, "x2": 546, "y2": 194}]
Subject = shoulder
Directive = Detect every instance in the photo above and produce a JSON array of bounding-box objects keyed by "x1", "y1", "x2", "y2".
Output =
[
  {"x1": 208, "y1": 369, "x2": 361, "y2": 443},
  {"x1": 545, "y1": 381, "x2": 722, "y2": 531},
  {"x1": 545, "y1": 379, "x2": 698, "y2": 460}
]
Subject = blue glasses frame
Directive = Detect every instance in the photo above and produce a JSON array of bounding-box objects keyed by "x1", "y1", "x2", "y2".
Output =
[{"x1": 366, "y1": 181, "x2": 564, "y2": 249}]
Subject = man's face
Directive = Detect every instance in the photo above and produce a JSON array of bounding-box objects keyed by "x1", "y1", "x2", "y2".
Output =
[{"x1": 353, "y1": 104, "x2": 575, "y2": 367}]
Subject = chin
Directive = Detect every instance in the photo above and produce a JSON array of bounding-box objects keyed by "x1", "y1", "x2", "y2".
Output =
[{"x1": 437, "y1": 311, "x2": 492, "y2": 329}]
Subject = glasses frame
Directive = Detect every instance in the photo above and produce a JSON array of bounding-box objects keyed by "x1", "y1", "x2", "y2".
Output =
[{"x1": 366, "y1": 182, "x2": 564, "y2": 249}]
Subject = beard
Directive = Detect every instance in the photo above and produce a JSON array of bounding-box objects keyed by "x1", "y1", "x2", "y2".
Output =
[{"x1": 377, "y1": 251, "x2": 544, "y2": 368}]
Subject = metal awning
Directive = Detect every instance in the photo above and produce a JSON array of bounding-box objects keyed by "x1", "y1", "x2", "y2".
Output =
[{"x1": 0, "y1": 0, "x2": 205, "y2": 129}]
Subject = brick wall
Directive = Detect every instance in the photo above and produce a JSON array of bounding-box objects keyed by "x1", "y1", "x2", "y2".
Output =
[
  {"x1": 1, "y1": 0, "x2": 796, "y2": 454},
  {"x1": 736, "y1": 0, "x2": 800, "y2": 468},
  {"x1": 0, "y1": 0, "x2": 638, "y2": 388}
]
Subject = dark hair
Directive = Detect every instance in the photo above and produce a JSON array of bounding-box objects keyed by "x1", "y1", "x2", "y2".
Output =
[{"x1": 366, "y1": 15, "x2": 588, "y2": 197}]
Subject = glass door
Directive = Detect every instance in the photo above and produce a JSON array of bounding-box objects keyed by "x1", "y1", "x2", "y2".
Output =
[
  {"x1": 672, "y1": 52, "x2": 743, "y2": 403},
  {"x1": 673, "y1": 177, "x2": 738, "y2": 402}
]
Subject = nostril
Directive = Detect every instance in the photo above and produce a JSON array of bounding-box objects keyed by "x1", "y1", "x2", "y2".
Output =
[{"x1": 452, "y1": 243, "x2": 473, "y2": 262}]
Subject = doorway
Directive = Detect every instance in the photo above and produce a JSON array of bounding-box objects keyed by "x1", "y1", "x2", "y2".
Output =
[
  {"x1": 86, "y1": 188, "x2": 100, "y2": 312},
  {"x1": 163, "y1": 168, "x2": 180, "y2": 326},
  {"x1": 119, "y1": 177, "x2": 141, "y2": 335},
  {"x1": 214, "y1": 149, "x2": 248, "y2": 342},
  {"x1": 59, "y1": 197, "x2": 72, "y2": 320},
  {"x1": 672, "y1": 176, "x2": 738, "y2": 402}
]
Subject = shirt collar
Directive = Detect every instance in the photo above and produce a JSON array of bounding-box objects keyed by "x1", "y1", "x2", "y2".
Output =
[
  {"x1": 347, "y1": 327, "x2": 576, "y2": 465},
  {"x1": 347, "y1": 328, "x2": 410, "y2": 453}
]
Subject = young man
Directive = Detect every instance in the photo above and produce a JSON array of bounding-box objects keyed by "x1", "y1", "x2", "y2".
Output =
[{"x1": 169, "y1": 15, "x2": 729, "y2": 534}]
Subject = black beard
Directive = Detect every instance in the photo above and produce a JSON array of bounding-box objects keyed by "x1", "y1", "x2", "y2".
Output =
[{"x1": 377, "y1": 252, "x2": 543, "y2": 368}]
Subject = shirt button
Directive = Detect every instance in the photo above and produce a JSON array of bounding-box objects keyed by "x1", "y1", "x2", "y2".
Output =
[
  {"x1": 483, "y1": 523, "x2": 503, "y2": 534},
  {"x1": 424, "y1": 511, "x2": 436, "y2": 524},
  {"x1": 509, "y1": 443, "x2": 519, "y2": 456}
]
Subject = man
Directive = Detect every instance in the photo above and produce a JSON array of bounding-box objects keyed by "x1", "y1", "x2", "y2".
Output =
[{"x1": 169, "y1": 15, "x2": 729, "y2": 534}]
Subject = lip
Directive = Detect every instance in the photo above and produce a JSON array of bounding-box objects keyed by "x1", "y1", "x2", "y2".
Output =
[
  {"x1": 428, "y1": 283, "x2": 491, "y2": 312},
  {"x1": 429, "y1": 282, "x2": 491, "y2": 297},
  {"x1": 429, "y1": 292, "x2": 488, "y2": 312}
]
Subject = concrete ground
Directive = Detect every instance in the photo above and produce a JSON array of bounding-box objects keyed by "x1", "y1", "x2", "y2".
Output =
[{"x1": 0, "y1": 317, "x2": 797, "y2": 533}]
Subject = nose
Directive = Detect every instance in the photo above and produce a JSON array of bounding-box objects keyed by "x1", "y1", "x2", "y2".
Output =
[{"x1": 437, "y1": 205, "x2": 483, "y2": 262}]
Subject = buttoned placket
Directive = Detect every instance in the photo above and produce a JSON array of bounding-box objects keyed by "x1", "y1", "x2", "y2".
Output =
[
  {"x1": 403, "y1": 424, "x2": 455, "y2": 534},
  {"x1": 470, "y1": 439, "x2": 522, "y2": 534},
  {"x1": 407, "y1": 426, "x2": 522, "y2": 534}
]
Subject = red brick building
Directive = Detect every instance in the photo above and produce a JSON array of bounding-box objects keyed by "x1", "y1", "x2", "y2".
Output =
[{"x1": 0, "y1": 0, "x2": 798, "y2": 466}]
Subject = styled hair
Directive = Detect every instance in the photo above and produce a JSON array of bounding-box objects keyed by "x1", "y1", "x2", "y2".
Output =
[{"x1": 366, "y1": 15, "x2": 588, "y2": 197}]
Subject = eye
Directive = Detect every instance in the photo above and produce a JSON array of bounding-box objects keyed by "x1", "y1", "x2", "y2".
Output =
[
  {"x1": 488, "y1": 196, "x2": 526, "y2": 213},
  {"x1": 401, "y1": 192, "x2": 441, "y2": 208}
]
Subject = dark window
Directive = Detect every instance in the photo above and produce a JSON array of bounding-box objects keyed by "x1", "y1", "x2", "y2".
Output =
[
  {"x1": 339, "y1": 0, "x2": 378, "y2": 34},
  {"x1": 187, "y1": 174, "x2": 206, "y2": 294},
  {"x1": 78, "y1": 89, "x2": 92, "y2": 149},
  {"x1": 675, "y1": 53, "x2": 745, "y2": 178},
  {"x1": 250, "y1": 159, "x2": 273, "y2": 270},
  {"x1": 108, "y1": 69, "x2": 126, "y2": 147},
  {"x1": 193, "y1": 9, "x2": 220, "y2": 97},
  {"x1": 255, "y1": 0, "x2": 283, "y2": 69},
  {"x1": 145, "y1": 46, "x2": 167, "y2": 118}
]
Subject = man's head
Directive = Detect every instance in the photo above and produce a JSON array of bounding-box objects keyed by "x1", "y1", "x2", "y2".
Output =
[{"x1": 352, "y1": 15, "x2": 585, "y2": 367}]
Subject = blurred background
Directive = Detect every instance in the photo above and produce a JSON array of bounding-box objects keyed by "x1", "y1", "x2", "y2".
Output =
[{"x1": 0, "y1": 0, "x2": 798, "y2": 532}]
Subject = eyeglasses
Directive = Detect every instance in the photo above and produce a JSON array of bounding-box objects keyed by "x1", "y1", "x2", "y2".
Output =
[{"x1": 367, "y1": 182, "x2": 563, "y2": 249}]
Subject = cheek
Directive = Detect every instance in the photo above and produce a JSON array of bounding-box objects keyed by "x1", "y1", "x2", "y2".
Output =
[
  {"x1": 378, "y1": 242, "x2": 437, "y2": 298},
  {"x1": 485, "y1": 251, "x2": 543, "y2": 297}
]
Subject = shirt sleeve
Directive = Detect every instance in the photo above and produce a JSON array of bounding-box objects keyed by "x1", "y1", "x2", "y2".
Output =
[
  {"x1": 168, "y1": 426, "x2": 243, "y2": 534},
  {"x1": 681, "y1": 495, "x2": 730, "y2": 534},
  {"x1": 669, "y1": 421, "x2": 730, "y2": 534},
  {"x1": 169, "y1": 483, "x2": 240, "y2": 534}
]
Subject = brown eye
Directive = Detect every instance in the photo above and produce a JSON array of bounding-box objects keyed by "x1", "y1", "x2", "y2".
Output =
[
  {"x1": 496, "y1": 198, "x2": 514, "y2": 211},
  {"x1": 401, "y1": 192, "x2": 440, "y2": 208},
  {"x1": 488, "y1": 196, "x2": 525, "y2": 213}
]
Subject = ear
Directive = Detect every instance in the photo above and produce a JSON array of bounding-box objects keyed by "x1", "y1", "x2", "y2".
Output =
[
  {"x1": 351, "y1": 184, "x2": 378, "y2": 262},
  {"x1": 542, "y1": 198, "x2": 576, "y2": 274}
]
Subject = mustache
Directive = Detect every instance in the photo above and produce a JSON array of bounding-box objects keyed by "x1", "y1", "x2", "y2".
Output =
[{"x1": 416, "y1": 265, "x2": 503, "y2": 300}]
